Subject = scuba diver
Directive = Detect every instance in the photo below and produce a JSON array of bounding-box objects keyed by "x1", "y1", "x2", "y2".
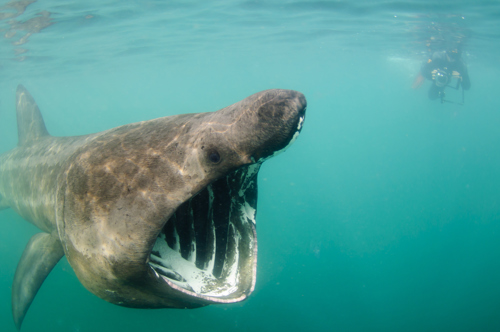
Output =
[{"x1": 413, "y1": 48, "x2": 471, "y2": 104}]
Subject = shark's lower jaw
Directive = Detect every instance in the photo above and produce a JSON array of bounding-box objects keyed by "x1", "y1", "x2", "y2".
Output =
[{"x1": 149, "y1": 164, "x2": 260, "y2": 302}]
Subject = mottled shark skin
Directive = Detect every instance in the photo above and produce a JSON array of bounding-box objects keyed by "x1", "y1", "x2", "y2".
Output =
[{"x1": 0, "y1": 85, "x2": 306, "y2": 330}]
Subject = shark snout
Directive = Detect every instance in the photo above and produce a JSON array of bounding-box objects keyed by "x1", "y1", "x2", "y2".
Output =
[{"x1": 247, "y1": 89, "x2": 307, "y2": 162}]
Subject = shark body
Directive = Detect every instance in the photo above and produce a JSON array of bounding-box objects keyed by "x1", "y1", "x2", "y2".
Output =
[{"x1": 0, "y1": 85, "x2": 306, "y2": 329}]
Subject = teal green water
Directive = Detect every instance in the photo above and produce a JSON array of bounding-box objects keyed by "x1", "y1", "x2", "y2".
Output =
[{"x1": 1, "y1": 1, "x2": 500, "y2": 331}]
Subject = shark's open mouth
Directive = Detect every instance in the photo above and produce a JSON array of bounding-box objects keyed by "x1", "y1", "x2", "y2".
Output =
[{"x1": 148, "y1": 164, "x2": 260, "y2": 302}]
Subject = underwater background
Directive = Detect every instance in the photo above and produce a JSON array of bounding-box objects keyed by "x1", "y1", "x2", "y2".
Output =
[{"x1": 1, "y1": 0, "x2": 500, "y2": 331}]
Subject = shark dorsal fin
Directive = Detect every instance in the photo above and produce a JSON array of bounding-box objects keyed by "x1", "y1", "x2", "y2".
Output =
[{"x1": 16, "y1": 85, "x2": 50, "y2": 146}]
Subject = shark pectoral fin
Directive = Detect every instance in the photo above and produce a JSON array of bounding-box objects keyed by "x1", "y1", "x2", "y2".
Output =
[{"x1": 12, "y1": 233, "x2": 64, "y2": 330}]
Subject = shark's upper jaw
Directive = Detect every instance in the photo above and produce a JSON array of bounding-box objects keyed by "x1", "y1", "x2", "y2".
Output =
[{"x1": 148, "y1": 163, "x2": 260, "y2": 302}]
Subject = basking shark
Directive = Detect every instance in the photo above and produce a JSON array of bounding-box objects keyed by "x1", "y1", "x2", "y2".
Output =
[{"x1": 0, "y1": 85, "x2": 306, "y2": 329}]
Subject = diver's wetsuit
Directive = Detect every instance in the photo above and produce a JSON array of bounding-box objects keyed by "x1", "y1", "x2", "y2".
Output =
[{"x1": 421, "y1": 51, "x2": 471, "y2": 100}]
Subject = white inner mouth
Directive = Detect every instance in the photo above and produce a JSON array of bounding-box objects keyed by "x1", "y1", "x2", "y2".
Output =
[{"x1": 148, "y1": 164, "x2": 260, "y2": 298}]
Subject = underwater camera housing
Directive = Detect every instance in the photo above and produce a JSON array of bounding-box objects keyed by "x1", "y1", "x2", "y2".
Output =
[{"x1": 434, "y1": 70, "x2": 449, "y2": 87}]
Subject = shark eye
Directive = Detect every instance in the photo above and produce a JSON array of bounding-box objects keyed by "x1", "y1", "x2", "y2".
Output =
[{"x1": 208, "y1": 151, "x2": 221, "y2": 164}]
